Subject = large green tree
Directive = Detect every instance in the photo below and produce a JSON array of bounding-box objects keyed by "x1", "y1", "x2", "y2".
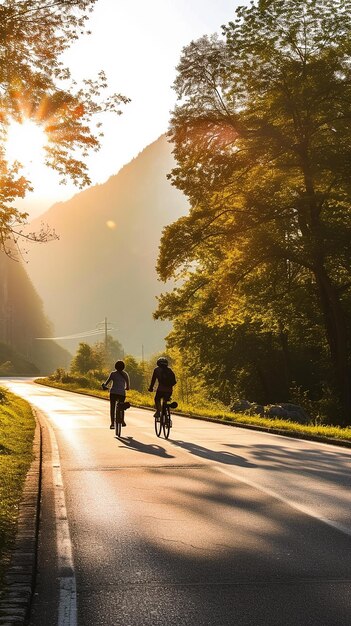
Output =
[
  {"x1": 0, "y1": 0, "x2": 128, "y2": 255},
  {"x1": 157, "y1": 0, "x2": 351, "y2": 420}
]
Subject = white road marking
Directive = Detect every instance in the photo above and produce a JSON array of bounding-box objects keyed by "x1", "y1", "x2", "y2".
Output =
[
  {"x1": 39, "y1": 410, "x2": 77, "y2": 626},
  {"x1": 216, "y1": 466, "x2": 351, "y2": 538},
  {"x1": 166, "y1": 432, "x2": 351, "y2": 539}
]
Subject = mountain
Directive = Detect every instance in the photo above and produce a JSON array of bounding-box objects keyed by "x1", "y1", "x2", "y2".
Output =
[
  {"x1": 26, "y1": 135, "x2": 188, "y2": 356},
  {"x1": 0, "y1": 251, "x2": 71, "y2": 374},
  {"x1": 0, "y1": 342, "x2": 39, "y2": 376}
]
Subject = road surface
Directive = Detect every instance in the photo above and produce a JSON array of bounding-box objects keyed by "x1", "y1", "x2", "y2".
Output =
[{"x1": 4, "y1": 378, "x2": 351, "y2": 626}]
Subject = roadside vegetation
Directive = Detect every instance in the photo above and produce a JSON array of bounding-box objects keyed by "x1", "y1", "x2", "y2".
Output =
[
  {"x1": 0, "y1": 387, "x2": 35, "y2": 586},
  {"x1": 36, "y1": 340, "x2": 351, "y2": 445}
]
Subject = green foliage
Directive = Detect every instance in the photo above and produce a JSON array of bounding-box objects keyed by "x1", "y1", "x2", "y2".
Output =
[
  {"x1": 48, "y1": 368, "x2": 105, "y2": 389},
  {"x1": 157, "y1": 0, "x2": 351, "y2": 422},
  {"x1": 0, "y1": 388, "x2": 35, "y2": 586},
  {"x1": 69, "y1": 335, "x2": 125, "y2": 377},
  {"x1": 0, "y1": 0, "x2": 129, "y2": 255},
  {"x1": 94, "y1": 336, "x2": 124, "y2": 370},
  {"x1": 70, "y1": 342, "x2": 100, "y2": 375},
  {"x1": 50, "y1": 367, "x2": 66, "y2": 382},
  {"x1": 289, "y1": 382, "x2": 344, "y2": 426},
  {"x1": 123, "y1": 355, "x2": 145, "y2": 392}
]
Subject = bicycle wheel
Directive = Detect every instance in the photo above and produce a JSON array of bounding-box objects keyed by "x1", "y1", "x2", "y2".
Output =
[
  {"x1": 155, "y1": 413, "x2": 162, "y2": 437},
  {"x1": 163, "y1": 406, "x2": 171, "y2": 439},
  {"x1": 115, "y1": 405, "x2": 122, "y2": 437}
]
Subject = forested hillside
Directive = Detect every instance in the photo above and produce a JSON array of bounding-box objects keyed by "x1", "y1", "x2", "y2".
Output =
[
  {"x1": 27, "y1": 135, "x2": 187, "y2": 356},
  {"x1": 0, "y1": 252, "x2": 71, "y2": 374}
]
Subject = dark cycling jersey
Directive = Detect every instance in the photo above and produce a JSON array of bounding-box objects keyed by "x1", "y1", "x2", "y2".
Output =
[{"x1": 149, "y1": 366, "x2": 176, "y2": 392}]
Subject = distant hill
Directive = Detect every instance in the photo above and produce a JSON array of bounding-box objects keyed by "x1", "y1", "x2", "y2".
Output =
[
  {"x1": 0, "y1": 252, "x2": 71, "y2": 374},
  {"x1": 27, "y1": 135, "x2": 188, "y2": 356},
  {"x1": 0, "y1": 342, "x2": 39, "y2": 376}
]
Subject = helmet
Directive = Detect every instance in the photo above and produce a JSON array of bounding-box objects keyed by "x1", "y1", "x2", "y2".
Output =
[
  {"x1": 157, "y1": 357, "x2": 168, "y2": 367},
  {"x1": 115, "y1": 360, "x2": 125, "y2": 371}
]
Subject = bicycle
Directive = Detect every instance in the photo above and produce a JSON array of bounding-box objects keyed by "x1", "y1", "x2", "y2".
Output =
[
  {"x1": 114, "y1": 400, "x2": 131, "y2": 438},
  {"x1": 155, "y1": 398, "x2": 178, "y2": 439}
]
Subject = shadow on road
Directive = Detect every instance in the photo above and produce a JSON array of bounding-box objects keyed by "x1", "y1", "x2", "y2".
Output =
[
  {"x1": 78, "y1": 453, "x2": 351, "y2": 626},
  {"x1": 118, "y1": 436, "x2": 175, "y2": 459},
  {"x1": 225, "y1": 442, "x2": 351, "y2": 488},
  {"x1": 172, "y1": 439, "x2": 257, "y2": 467}
]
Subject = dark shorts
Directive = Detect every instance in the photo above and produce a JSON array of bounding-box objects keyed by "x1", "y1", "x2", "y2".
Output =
[
  {"x1": 155, "y1": 390, "x2": 172, "y2": 402},
  {"x1": 110, "y1": 393, "x2": 126, "y2": 402},
  {"x1": 109, "y1": 393, "x2": 126, "y2": 420}
]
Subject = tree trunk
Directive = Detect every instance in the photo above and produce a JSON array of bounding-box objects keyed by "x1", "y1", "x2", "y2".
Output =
[
  {"x1": 314, "y1": 265, "x2": 351, "y2": 422},
  {"x1": 298, "y1": 154, "x2": 350, "y2": 421},
  {"x1": 278, "y1": 326, "x2": 291, "y2": 393}
]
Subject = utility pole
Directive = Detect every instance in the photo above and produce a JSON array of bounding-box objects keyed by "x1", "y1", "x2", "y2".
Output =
[
  {"x1": 141, "y1": 344, "x2": 146, "y2": 391},
  {"x1": 7, "y1": 304, "x2": 13, "y2": 348},
  {"x1": 104, "y1": 317, "x2": 108, "y2": 350}
]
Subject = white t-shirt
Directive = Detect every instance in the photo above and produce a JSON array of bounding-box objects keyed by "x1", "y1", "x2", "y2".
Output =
[{"x1": 104, "y1": 370, "x2": 130, "y2": 395}]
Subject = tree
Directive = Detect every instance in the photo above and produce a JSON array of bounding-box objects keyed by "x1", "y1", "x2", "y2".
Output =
[
  {"x1": 158, "y1": 0, "x2": 351, "y2": 420},
  {"x1": 124, "y1": 355, "x2": 144, "y2": 391},
  {"x1": 70, "y1": 342, "x2": 99, "y2": 374},
  {"x1": 0, "y1": 0, "x2": 129, "y2": 256},
  {"x1": 94, "y1": 335, "x2": 124, "y2": 370}
]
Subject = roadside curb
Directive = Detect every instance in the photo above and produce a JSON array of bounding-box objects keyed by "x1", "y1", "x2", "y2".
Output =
[{"x1": 0, "y1": 410, "x2": 42, "y2": 626}]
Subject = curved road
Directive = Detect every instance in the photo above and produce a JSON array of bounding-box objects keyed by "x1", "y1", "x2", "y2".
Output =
[{"x1": 4, "y1": 378, "x2": 351, "y2": 626}]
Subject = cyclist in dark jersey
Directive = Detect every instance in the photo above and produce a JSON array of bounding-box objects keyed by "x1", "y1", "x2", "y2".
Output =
[
  {"x1": 102, "y1": 360, "x2": 130, "y2": 428},
  {"x1": 148, "y1": 357, "x2": 176, "y2": 418}
]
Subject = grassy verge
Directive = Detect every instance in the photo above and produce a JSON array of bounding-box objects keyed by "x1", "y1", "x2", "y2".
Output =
[
  {"x1": 35, "y1": 377, "x2": 351, "y2": 445},
  {"x1": 0, "y1": 387, "x2": 35, "y2": 586}
]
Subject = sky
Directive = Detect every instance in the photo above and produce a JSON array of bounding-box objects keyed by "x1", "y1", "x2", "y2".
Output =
[{"x1": 17, "y1": 0, "x2": 242, "y2": 218}]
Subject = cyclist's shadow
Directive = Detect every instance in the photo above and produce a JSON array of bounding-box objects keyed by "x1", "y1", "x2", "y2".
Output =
[{"x1": 118, "y1": 436, "x2": 175, "y2": 459}]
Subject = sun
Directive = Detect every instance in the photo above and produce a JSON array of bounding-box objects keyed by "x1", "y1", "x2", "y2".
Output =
[
  {"x1": 5, "y1": 119, "x2": 61, "y2": 198},
  {"x1": 6, "y1": 119, "x2": 47, "y2": 168}
]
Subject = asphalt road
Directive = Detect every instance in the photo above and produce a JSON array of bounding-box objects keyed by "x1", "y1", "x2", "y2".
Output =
[{"x1": 4, "y1": 379, "x2": 351, "y2": 626}]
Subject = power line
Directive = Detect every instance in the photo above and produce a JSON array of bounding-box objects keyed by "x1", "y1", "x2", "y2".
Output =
[
  {"x1": 36, "y1": 329, "x2": 104, "y2": 340},
  {"x1": 36, "y1": 319, "x2": 116, "y2": 341}
]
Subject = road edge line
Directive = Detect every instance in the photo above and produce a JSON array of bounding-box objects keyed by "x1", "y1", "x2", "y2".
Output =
[{"x1": 39, "y1": 411, "x2": 77, "y2": 626}]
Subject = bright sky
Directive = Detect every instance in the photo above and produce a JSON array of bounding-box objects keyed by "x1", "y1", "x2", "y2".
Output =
[{"x1": 15, "y1": 0, "x2": 242, "y2": 217}]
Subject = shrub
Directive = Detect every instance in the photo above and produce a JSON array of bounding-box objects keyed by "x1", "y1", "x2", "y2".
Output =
[
  {"x1": 0, "y1": 387, "x2": 8, "y2": 405},
  {"x1": 50, "y1": 367, "x2": 67, "y2": 382}
]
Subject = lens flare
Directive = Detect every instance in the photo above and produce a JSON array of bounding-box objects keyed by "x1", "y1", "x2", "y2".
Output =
[{"x1": 106, "y1": 220, "x2": 116, "y2": 229}]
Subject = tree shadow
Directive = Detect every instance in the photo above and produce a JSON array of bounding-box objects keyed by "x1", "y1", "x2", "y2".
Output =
[
  {"x1": 78, "y1": 459, "x2": 351, "y2": 626},
  {"x1": 225, "y1": 442, "x2": 351, "y2": 487},
  {"x1": 172, "y1": 439, "x2": 257, "y2": 467}
]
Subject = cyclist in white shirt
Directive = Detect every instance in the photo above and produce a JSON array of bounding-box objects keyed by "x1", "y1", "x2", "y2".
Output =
[{"x1": 102, "y1": 360, "x2": 130, "y2": 428}]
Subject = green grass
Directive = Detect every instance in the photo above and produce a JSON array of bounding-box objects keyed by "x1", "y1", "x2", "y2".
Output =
[
  {"x1": 0, "y1": 387, "x2": 35, "y2": 585},
  {"x1": 35, "y1": 377, "x2": 351, "y2": 444}
]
